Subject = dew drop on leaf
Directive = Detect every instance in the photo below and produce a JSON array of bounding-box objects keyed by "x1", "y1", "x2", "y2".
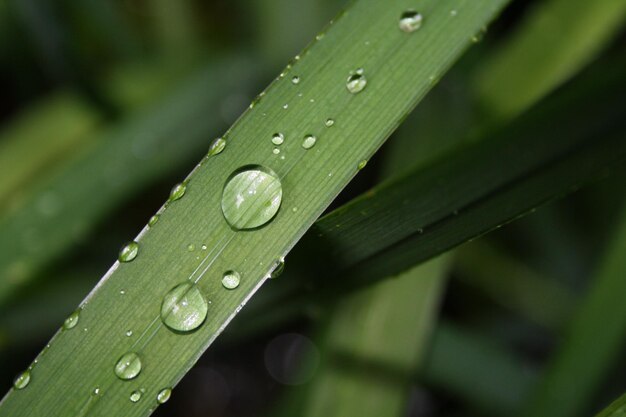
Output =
[
  {"x1": 160, "y1": 282, "x2": 208, "y2": 332},
  {"x1": 169, "y1": 183, "x2": 187, "y2": 202},
  {"x1": 399, "y1": 10, "x2": 423, "y2": 33},
  {"x1": 13, "y1": 370, "x2": 30, "y2": 390},
  {"x1": 269, "y1": 259, "x2": 285, "y2": 279},
  {"x1": 291, "y1": 76, "x2": 300, "y2": 85},
  {"x1": 346, "y1": 72, "x2": 367, "y2": 94},
  {"x1": 302, "y1": 135, "x2": 317, "y2": 150},
  {"x1": 63, "y1": 310, "x2": 80, "y2": 330},
  {"x1": 148, "y1": 215, "x2": 159, "y2": 227},
  {"x1": 221, "y1": 166, "x2": 283, "y2": 230},
  {"x1": 208, "y1": 137, "x2": 226, "y2": 156},
  {"x1": 130, "y1": 390, "x2": 142, "y2": 403},
  {"x1": 271, "y1": 133, "x2": 284, "y2": 145},
  {"x1": 119, "y1": 241, "x2": 139, "y2": 262},
  {"x1": 157, "y1": 388, "x2": 172, "y2": 404},
  {"x1": 222, "y1": 270, "x2": 241, "y2": 290},
  {"x1": 114, "y1": 352, "x2": 142, "y2": 380}
]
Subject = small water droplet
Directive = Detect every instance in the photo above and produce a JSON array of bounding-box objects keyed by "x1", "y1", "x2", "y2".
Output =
[
  {"x1": 208, "y1": 137, "x2": 226, "y2": 156},
  {"x1": 271, "y1": 133, "x2": 284, "y2": 145},
  {"x1": 291, "y1": 76, "x2": 300, "y2": 85},
  {"x1": 346, "y1": 71, "x2": 367, "y2": 94},
  {"x1": 161, "y1": 282, "x2": 208, "y2": 332},
  {"x1": 130, "y1": 390, "x2": 142, "y2": 403},
  {"x1": 169, "y1": 183, "x2": 187, "y2": 201},
  {"x1": 302, "y1": 135, "x2": 317, "y2": 150},
  {"x1": 222, "y1": 270, "x2": 241, "y2": 290},
  {"x1": 273, "y1": 148, "x2": 280, "y2": 155},
  {"x1": 292, "y1": 207, "x2": 298, "y2": 213},
  {"x1": 471, "y1": 26, "x2": 487, "y2": 43},
  {"x1": 157, "y1": 388, "x2": 171, "y2": 404},
  {"x1": 221, "y1": 166, "x2": 283, "y2": 230},
  {"x1": 269, "y1": 259, "x2": 285, "y2": 279},
  {"x1": 450, "y1": 9, "x2": 458, "y2": 17},
  {"x1": 114, "y1": 352, "x2": 142, "y2": 380},
  {"x1": 399, "y1": 10, "x2": 423, "y2": 33},
  {"x1": 282, "y1": 104, "x2": 289, "y2": 109},
  {"x1": 187, "y1": 244, "x2": 195, "y2": 252},
  {"x1": 201, "y1": 244, "x2": 207, "y2": 250},
  {"x1": 358, "y1": 160, "x2": 368, "y2": 170},
  {"x1": 63, "y1": 310, "x2": 80, "y2": 330},
  {"x1": 126, "y1": 330, "x2": 133, "y2": 337},
  {"x1": 120, "y1": 289, "x2": 126, "y2": 295},
  {"x1": 148, "y1": 215, "x2": 159, "y2": 227},
  {"x1": 316, "y1": 33, "x2": 324, "y2": 41},
  {"x1": 92, "y1": 387, "x2": 101, "y2": 396},
  {"x1": 325, "y1": 118, "x2": 335, "y2": 127},
  {"x1": 119, "y1": 241, "x2": 139, "y2": 262},
  {"x1": 13, "y1": 371, "x2": 30, "y2": 390}
]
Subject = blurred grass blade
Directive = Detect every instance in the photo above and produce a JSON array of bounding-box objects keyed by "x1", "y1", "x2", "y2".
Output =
[
  {"x1": 422, "y1": 323, "x2": 535, "y2": 415},
  {"x1": 474, "y1": 0, "x2": 626, "y2": 122},
  {"x1": 522, "y1": 207, "x2": 626, "y2": 417},
  {"x1": 455, "y1": 241, "x2": 576, "y2": 330},
  {"x1": 0, "y1": 56, "x2": 257, "y2": 304},
  {"x1": 301, "y1": 259, "x2": 448, "y2": 417},
  {"x1": 0, "y1": 1, "x2": 510, "y2": 415},
  {"x1": 595, "y1": 392, "x2": 626, "y2": 417}
]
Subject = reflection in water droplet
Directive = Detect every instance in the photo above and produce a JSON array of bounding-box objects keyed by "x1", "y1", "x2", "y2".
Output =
[
  {"x1": 148, "y1": 215, "x2": 159, "y2": 227},
  {"x1": 114, "y1": 352, "x2": 142, "y2": 380},
  {"x1": 130, "y1": 390, "x2": 142, "y2": 403},
  {"x1": 346, "y1": 72, "x2": 367, "y2": 94},
  {"x1": 221, "y1": 166, "x2": 283, "y2": 230},
  {"x1": 157, "y1": 388, "x2": 172, "y2": 404},
  {"x1": 119, "y1": 242, "x2": 139, "y2": 262},
  {"x1": 208, "y1": 138, "x2": 226, "y2": 156},
  {"x1": 325, "y1": 118, "x2": 335, "y2": 127},
  {"x1": 399, "y1": 10, "x2": 423, "y2": 32},
  {"x1": 169, "y1": 183, "x2": 186, "y2": 201},
  {"x1": 13, "y1": 371, "x2": 30, "y2": 390},
  {"x1": 291, "y1": 76, "x2": 300, "y2": 85},
  {"x1": 358, "y1": 160, "x2": 368, "y2": 170},
  {"x1": 271, "y1": 133, "x2": 284, "y2": 145},
  {"x1": 269, "y1": 259, "x2": 285, "y2": 279},
  {"x1": 161, "y1": 282, "x2": 208, "y2": 332},
  {"x1": 302, "y1": 135, "x2": 317, "y2": 150},
  {"x1": 63, "y1": 310, "x2": 80, "y2": 330},
  {"x1": 222, "y1": 270, "x2": 241, "y2": 290}
]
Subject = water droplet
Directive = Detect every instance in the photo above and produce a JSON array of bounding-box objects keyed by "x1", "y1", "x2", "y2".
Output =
[
  {"x1": 399, "y1": 10, "x2": 423, "y2": 33},
  {"x1": 114, "y1": 352, "x2": 142, "y2": 380},
  {"x1": 450, "y1": 9, "x2": 458, "y2": 17},
  {"x1": 273, "y1": 148, "x2": 280, "y2": 155},
  {"x1": 92, "y1": 387, "x2": 102, "y2": 396},
  {"x1": 120, "y1": 289, "x2": 126, "y2": 295},
  {"x1": 325, "y1": 118, "x2": 335, "y2": 127},
  {"x1": 201, "y1": 244, "x2": 207, "y2": 250},
  {"x1": 282, "y1": 104, "x2": 289, "y2": 109},
  {"x1": 302, "y1": 135, "x2": 317, "y2": 150},
  {"x1": 157, "y1": 388, "x2": 171, "y2": 404},
  {"x1": 13, "y1": 371, "x2": 30, "y2": 390},
  {"x1": 187, "y1": 244, "x2": 195, "y2": 252},
  {"x1": 130, "y1": 390, "x2": 142, "y2": 403},
  {"x1": 292, "y1": 207, "x2": 298, "y2": 213},
  {"x1": 221, "y1": 166, "x2": 283, "y2": 230},
  {"x1": 126, "y1": 330, "x2": 133, "y2": 337},
  {"x1": 119, "y1": 241, "x2": 139, "y2": 263},
  {"x1": 63, "y1": 310, "x2": 80, "y2": 330},
  {"x1": 271, "y1": 133, "x2": 284, "y2": 145},
  {"x1": 269, "y1": 259, "x2": 285, "y2": 279},
  {"x1": 222, "y1": 270, "x2": 241, "y2": 290},
  {"x1": 471, "y1": 26, "x2": 487, "y2": 43},
  {"x1": 161, "y1": 282, "x2": 208, "y2": 332},
  {"x1": 169, "y1": 183, "x2": 187, "y2": 201},
  {"x1": 358, "y1": 160, "x2": 368, "y2": 170},
  {"x1": 346, "y1": 71, "x2": 367, "y2": 94},
  {"x1": 148, "y1": 215, "x2": 159, "y2": 227},
  {"x1": 291, "y1": 76, "x2": 300, "y2": 85},
  {"x1": 208, "y1": 138, "x2": 226, "y2": 156}
]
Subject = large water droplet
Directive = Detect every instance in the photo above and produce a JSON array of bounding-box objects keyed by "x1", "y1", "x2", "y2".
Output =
[
  {"x1": 302, "y1": 135, "x2": 317, "y2": 150},
  {"x1": 157, "y1": 388, "x2": 171, "y2": 404},
  {"x1": 208, "y1": 138, "x2": 226, "y2": 156},
  {"x1": 169, "y1": 183, "x2": 187, "y2": 201},
  {"x1": 63, "y1": 310, "x2": 80, "y2": 330},
  {"x1": 222, "y1": 270, "x2": 241, "y2": 290},
  {"x1": 13, "y1": 371, "x2": 30, "y2": 390},
  {"x1": 346, "y1": 71, "x2": 367, "y2": 94},
  {"x1": 399, "y1": 11, "x2": 423, "y2": 32},
  {"x1": 161, "y1": 282, "x2": 208, "y2": 332},
  {"x1": 119, "y1": 242, "x2": 139, "y2": 262},
  {"x1": 271, "y1": 133, "x2": 284, "y2": 146},
  {"x1": 130, "y1": 390, "x2": 142, "y2": 403},
  {"x1": 221, "y1": 166, "x2": 282, "y2": 230},
  {"x1": 114, "y1": 352, "x2": 142, "y2": 380}
]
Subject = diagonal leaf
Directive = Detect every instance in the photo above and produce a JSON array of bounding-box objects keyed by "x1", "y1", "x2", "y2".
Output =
[{"x1": 0, "y1": 1, "x2": 511, "y2": 415}]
